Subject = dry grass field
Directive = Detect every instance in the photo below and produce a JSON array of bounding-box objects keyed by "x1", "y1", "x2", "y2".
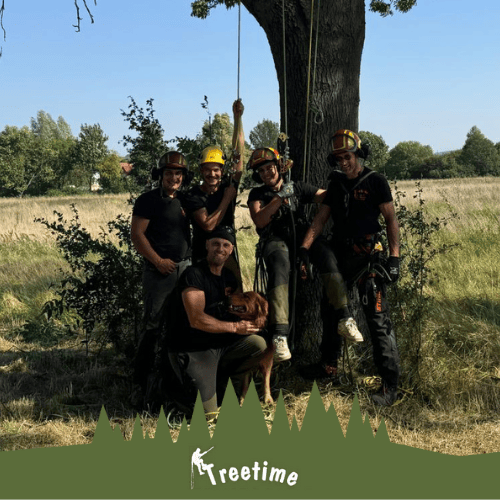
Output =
[{"x1": 1, "y1": 179, "x2": 500, "y2": 454}]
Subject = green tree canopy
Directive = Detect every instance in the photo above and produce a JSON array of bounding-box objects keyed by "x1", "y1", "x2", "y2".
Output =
[
  {"x1": 458, "y1": 126, "x2": 500, "y2": 176},
  {"x1": 30, "y1": 110, "x2": 73, "y2": 142},
  {"x1": 249, "y1": 119, "x2": 280, "y2": 150},
  {"x1": 358, "y1": 131, "x2": 389, "y2": 173},
  {"x1": 97, "y1": 153, "x2": 128, "y2": 193},
  {"x1": 0, "y1": 123, "x2": 76, "y2": 197},
  {"x1": 70, "y1": 123, "x2": 109, "y2": 189},
  {"x1": 384, "y1": 141, "x2": 433, "y2": 180},
  {"x1": 121, "y1": 97, "x2": 171, "y2": 189}
]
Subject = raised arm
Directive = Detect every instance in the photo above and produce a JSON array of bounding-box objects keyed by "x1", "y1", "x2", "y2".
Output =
[
  {"x1": 231, "y1": 99, "x2": 245, "y2": 183},
  {"x1": 191, "y1": 187, "x2": 236, "y2": 232}
]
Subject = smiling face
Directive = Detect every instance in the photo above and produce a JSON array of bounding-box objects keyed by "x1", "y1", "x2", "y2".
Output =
[
  {"x1": 205, "y1": 237, "x2": 234, "y2": 267},
  {"x1": 200, "y1": 163, "x2": 223, "y2": 191},
  {"x1": 256, "y1": 161, "x2": 280, "y2": 188},
  {"x1": 334, "y1": 152, "x2": 363, "y2": 179},
  {"x1": 161, "y1": 168, "x2": 183, "y2": 195}
]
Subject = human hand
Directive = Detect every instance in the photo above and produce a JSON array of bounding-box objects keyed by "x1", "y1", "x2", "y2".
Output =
[
  {"x1": 297, "y1": 246, "x2": 311, "y2": 280},
  {"x1": 156, "y1": 258, "x2": 177, "y2": 275},
  {"x1": 234, "y1": 320, "x2": 261, "y2": 335},
  {"x1": 277, "y1": 181, "x2": 294, "y2": 199},
  {"x1": 232, "y1": 99, "x2": 244, "y2": 117},
  {"x1": 384, "y1": 256, "x2": 400, "y2": 284}
]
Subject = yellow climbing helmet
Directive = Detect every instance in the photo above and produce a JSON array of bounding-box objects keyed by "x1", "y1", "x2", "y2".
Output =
[{"x1": 199, "y1": 146, "x2": 226, "y2": 166}]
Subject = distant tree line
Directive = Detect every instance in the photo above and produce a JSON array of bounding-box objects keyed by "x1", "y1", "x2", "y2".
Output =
[
  {"x1": 0, "y1": 111, "x2": 128, "y2": 197},
  {"x1": 1, "y1": 102, "x2": 499, "y2": 197},
  {"x1": 360, "y1": 126, "x2": 500, "y2": 180}
]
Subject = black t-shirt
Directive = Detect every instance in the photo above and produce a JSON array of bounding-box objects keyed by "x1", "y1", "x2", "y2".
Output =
[
  {"x1": 247, "y1": 180, "x2": 318, "y2": 239},
  {"x1": 323, "y1": 167, "x2": 393, "y2": 240},
  {"x1": 132, "y1": 188, "x2": 191, "y2": 261},
  {"x1": 184, "y1": 179, "x2": 234, "y2": 260},
  {"x1": 168, "y1": 260, "x2": 240, "y2": 351}
]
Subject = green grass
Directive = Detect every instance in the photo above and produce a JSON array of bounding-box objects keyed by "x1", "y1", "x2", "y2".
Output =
[{"x1": 2, "y1": 185, "x2": 500, "y2": 453}]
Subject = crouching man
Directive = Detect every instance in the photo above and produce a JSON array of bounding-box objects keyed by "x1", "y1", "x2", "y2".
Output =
[{"x1": 167, "y1": 226, "x2": 267, "y2": 418}]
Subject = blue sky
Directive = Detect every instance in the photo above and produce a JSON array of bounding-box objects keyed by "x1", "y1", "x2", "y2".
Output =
[{"x1": 1, "y1": 0, "x2": 499, "y2": 157}]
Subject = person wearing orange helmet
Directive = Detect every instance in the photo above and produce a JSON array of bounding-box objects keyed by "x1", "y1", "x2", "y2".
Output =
[
  {"x1": 130, "y1": 151, "x2": 193, "y2": 402},
  {"x1": 300, "y1": 129, "x2": 401, "y2": 406},
  {"x1": 247, "y1": 147, "x2": 360, "y2": 363}
]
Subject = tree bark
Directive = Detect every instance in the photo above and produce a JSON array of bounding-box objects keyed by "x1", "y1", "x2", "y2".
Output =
[{"x1": 242, "y1": 0, "x2": 366, "y2": 360}]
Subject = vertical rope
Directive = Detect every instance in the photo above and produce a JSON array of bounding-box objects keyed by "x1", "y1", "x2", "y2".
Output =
[
  {"x1": 237, "y1": 1, "x2": 241, "y2": 101},
  {"x1": 302, "y1": 0, "x2": 315, "y2": 182},
  {"x1": 282, "y1": 0, "x2": 288, "y2": 140},
  {"x1": 305, "y1": 0, "x2": 321, "y2": 185}
]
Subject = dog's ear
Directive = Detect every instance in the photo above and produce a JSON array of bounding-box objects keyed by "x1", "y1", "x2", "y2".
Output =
[{"x1": 254, "y1": 295, "x2": 268, "y2": 330}]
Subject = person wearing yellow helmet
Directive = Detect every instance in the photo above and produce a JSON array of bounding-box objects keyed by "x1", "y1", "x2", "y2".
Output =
[
  {"x1": 130, "y1": 151, "x2": 192, "y2": 404},
  {"x1": 300, "y1": 129, "x2": 401, "y2": 406},
  {"x1": 184, "y1": 100, "x2": 244, "y2": 284}
]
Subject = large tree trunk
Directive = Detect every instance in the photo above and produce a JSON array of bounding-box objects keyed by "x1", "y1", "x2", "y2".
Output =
[{"x1": 243, "y1": 0, "x2": 366, "y2": 360}]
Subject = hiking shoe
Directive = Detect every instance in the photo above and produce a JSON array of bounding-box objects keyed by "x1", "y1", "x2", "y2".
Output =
[
  {"x1": 371, "y1": 386, "x2": 398, "y2": 406},
  {"x1": 299, "y1": 362, "x2": 338, "y2": 380},
  {"x1": 273, "y1": 335, "x2": 292, "y2": 362},
  {"x1": 338, "y1": 317, "x2": 363, "y2": 342}
]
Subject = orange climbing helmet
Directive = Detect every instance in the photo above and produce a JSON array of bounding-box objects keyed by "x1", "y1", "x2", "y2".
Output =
[{"x1": 331, "y1": 129, "x2": 362, "y2": 155}]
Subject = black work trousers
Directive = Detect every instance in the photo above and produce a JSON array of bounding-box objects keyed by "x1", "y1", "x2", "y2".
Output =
[
  {"x1": 261, "y1": 234, "x2": 345, "y2": 337},
  {"x1": 169, "y1": 334, "x2": 268, "y2": 415},
  {"x1": 320, "y1": 249, "x2": 400, "y2": 389},
  {"x1": 133, "y1": 259, "x2": 190, "y2": 391}
]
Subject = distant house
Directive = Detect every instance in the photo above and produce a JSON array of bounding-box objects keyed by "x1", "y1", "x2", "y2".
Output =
[{"x1": 120, "y1": 162, "x2": 133, "y2": 176}]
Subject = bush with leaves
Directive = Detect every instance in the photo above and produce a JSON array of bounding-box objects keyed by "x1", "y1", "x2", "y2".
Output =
[
  {"x1": 386, "y1": 182, "x2": 459, "y2": 391},
  {"x1": 36, "y1": 204, "x2": 143, "y2": 359},
  {"x1": 121, "y1": 97, "x2": 172, "y2": 189}
]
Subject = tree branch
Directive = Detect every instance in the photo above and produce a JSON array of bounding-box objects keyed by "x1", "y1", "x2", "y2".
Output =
[
  {"x1": 0, "y1": 0, "x2": 5, "y2": 41},
  {"x1": 73, "y1": 0, "x2": 95, "y2": 32}
]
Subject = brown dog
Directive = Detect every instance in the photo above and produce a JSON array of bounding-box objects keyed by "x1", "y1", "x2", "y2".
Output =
[{"x1": 227, "y1": 291, "x2": 275, "y2": 405}]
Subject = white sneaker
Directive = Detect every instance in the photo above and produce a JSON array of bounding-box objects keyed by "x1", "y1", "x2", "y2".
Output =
[
  {"x1": 272, "y1": 335, "x2": 292, "y2": 362},
  {"x1": 338, "y1": 317, "x2": 364, "y2": 343}
]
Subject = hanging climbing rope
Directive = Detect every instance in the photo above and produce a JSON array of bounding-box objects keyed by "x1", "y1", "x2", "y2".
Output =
[
  {"x1": 237, "y1": 1, "x2": 241, "y2": 101},
  {"x1": 302, "y1": 0, "x2": 323, "y2": 183}
]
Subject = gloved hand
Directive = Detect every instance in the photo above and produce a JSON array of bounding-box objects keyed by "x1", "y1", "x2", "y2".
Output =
[
  {"x1": 384, "y1": 256, "x2": 400, "y2": 284},
  {"x1": 277, "y1": 181, "x2": 294, "y2": 199},
  {"x1": 297, "y1": 246, "x2": 312, "y2": 280}
]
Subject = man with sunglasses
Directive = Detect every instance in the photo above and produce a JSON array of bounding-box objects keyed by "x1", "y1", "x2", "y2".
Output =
[
  {"x1": 131, "y1": 151, "x2": 193, "y2": 402},
  {"x1": 300, "y1": 129, "x2": 401, "y2": 406},
  {"x1": 247, "y1": 148, "x2": 362, "y2": 363}
]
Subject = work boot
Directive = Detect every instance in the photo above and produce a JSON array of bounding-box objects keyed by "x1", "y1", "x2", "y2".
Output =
[
  {"x1": 273, "y1": 335, "x2": 292, "y2": 362},
  {"x1": 299, "y1": 362, "x2": 337, "y2": 380},
  {"x1": 371, "y1": 386, "x2": 398, "y2": 406},
  {"x1": 338, "y1": 317, "x2": 363, "y2": 342}
]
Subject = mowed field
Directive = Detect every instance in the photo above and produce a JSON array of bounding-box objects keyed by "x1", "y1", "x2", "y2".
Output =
[{"x1": 1, "y1": 178, "x2": 500, "y2": 454}]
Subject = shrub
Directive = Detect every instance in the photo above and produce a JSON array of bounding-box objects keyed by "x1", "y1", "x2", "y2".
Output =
[
  {"x1": 35, "y1": 203, "x2": 143, "y2": 359},
  {"x1": 387, "y1": 182, "x2": 459, "y2": 392}
]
